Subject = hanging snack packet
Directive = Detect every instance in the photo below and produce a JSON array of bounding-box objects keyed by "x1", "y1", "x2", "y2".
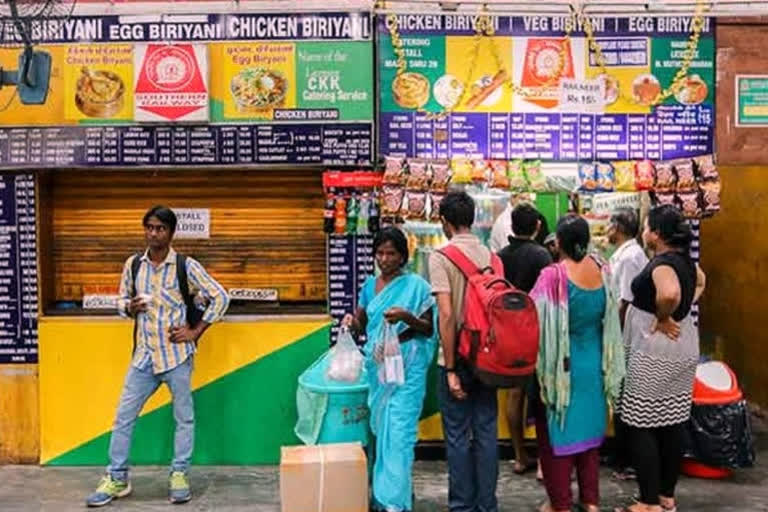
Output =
[
  {"x1": 635, "y1": 160, "x2": 655, "y2": 191},
  {"x1": 429, "y1": 192, "x2": 445, "y2": 222},
  {"x1": 654, "y1": 161, "x2": 677, "y2": 193},
  {"x1": 596, "y1": 162, "x2": 616, "y2": 192},
  {"x1": 405, "y1": 190, "x2": 428, "y2": 220},
  {"x1": 699, "y1": 178, "x2": 721, "y2": 217},
  {"x1": 431, "y1": 160, "x2": 452, "y2": 190},
  {"x1": 471, "y1": 160, "x2": 489, "y2": 184},
  {"x1": 673, "y1": 159, "x2": 697, "y2": 192},
  {"x1": 525, "y1": 160, "x2": 548, "y2": 192},
  {"x1": 382, "y1": 185, "x2": 405, "y2": 216},
  {"x1": 489, "y1": 160, "x2": 510, "y2": 189},
  {"x1": 677, "y1": 191, "x2": 702, "y2": 219},
  {"x1": 406, "y1": 158, "x2": 430, "y2": 190},
  {"x1": 614, "y1": 161, "x2": 636, "y2": 192},
  {"x1": 508, "y1": 160, "x2": 528, "y2": 192},
  {"x1": 452, "y1": 158, "x2": 473, "y2": 184},
  {"x1": 545, "y1": 163, "x2": 580, "y2": 192},
  {"x1": 652, "y1": 191, "x2": 677, "y2": 208},
  {"x1": 578, "y1": 162, "x2": 598, "y2": 192},
  {"x1": 694, "y1": 154, "x2": 718, "y2": 181},
  {"x1": 383, "y1": 156, "x2": 404, "y2": 185}
]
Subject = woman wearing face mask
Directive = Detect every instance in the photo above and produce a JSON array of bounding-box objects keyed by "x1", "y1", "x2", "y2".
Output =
[
  {"x1": 615, "y1": 205, "x2": 706, "y2": 512},
  {"x1": 342, "y1": 227, "x2": 436, "y2": 512}
]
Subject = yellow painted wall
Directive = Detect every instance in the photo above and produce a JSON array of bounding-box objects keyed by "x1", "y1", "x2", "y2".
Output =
[
  {"x1": 38, "y1": 316, "x2": 330, "y2": 464},
  {"x1": 700, "y1": 166, "x2": 768, "y2": 408}
]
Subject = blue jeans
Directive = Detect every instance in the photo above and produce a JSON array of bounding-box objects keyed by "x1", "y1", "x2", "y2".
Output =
[
  {"x1": 438, "y1": 366, "x2": 499, "y2": 512},
  {"x1": 107, "y1": 356, "x2": 194, "y2": 480}
]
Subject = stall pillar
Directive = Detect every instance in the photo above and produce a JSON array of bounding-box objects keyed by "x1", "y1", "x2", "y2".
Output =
[{"x1": 0, "y1": 364, "x2": 39, "y2": 463}]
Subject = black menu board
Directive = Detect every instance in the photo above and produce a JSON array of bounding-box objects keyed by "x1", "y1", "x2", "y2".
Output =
[
  {"x1": 0, "y1": 174, "x2": 38, "y2": 364},
  {"x1": 327, "y1": 234, "x2": 374, "y2": 345}
]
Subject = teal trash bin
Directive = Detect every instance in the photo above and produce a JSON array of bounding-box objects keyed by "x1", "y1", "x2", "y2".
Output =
[{"x1": 296, "y1": 351, "x2": 370, "y2": 447}]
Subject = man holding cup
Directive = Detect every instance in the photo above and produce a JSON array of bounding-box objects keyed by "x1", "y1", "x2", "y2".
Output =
[{"x1": 86, "y1": 205, "x2": 230, "y2": 507}]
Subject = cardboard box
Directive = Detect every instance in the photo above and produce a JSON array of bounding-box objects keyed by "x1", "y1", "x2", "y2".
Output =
[{"x1": 280, "y1": 442, "x2": 369, "y2": 512}]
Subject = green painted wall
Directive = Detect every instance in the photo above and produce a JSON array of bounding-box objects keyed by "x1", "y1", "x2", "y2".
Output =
[{"x1": 48, "y1": 327, "x2": 329, "y2": 466}]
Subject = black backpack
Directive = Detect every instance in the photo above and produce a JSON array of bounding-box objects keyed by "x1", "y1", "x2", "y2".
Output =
[{"x1": 129, "y1": 252, "x2": 204, "y2": 353}]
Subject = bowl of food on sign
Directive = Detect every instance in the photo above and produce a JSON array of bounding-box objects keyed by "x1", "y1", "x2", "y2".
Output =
[
  {"x1": 466, "y1": 71, "x2": 508, "y2": 109},
  {"x1": 675, "y1": 74, "x2": 708, "y2": 105},
  {"x1": 598, "y1": 73, "x2": 619, "y2": 106},
  {"x1": 632, "y1": 74, "x2": 661, "y2": 106},
  {"x1": 433, "y1": 74, "x2": 464, "y2": 110},
  {"x1": 230, "y1": 68, "x2": 288, "y2": 115},
  {"x1": 75, "y1": 67, "x2": 125, "y2": 118},
  {"x1": 392, "y1": 72, "x2": 430, "y2": 109}
]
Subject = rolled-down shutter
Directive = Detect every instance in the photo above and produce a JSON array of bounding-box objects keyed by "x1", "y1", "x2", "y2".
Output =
[{"x1": 45, "y1": 169, "x2": 325, "y2": 305}]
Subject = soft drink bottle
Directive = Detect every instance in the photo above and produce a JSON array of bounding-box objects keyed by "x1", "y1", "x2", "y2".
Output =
[
  {"x1": 368, "y1": 195, "x2": 380, "y2": 233},
  {"x1": 334, "y1": 197, "x2": 347, "y2": 235},
  {"x1": 357, "y1": 195, "x2": 370, "y2": 235},
  {"x1": 346, "y1": 195, "x2": 358, "y2": 235},
  {"x1": 323, "y1": 196, "x2": 336, "y2": 234}
]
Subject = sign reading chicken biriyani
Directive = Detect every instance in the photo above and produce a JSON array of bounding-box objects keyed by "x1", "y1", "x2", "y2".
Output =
[
  {"x1": 378, "y1": 15, "x2": 715, "y2": 161},
  {"x1": 0, "y1": 12, "x2": 374, "y2": 167}
]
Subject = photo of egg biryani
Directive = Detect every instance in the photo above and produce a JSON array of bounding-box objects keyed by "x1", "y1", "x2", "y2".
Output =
[
  {"x1": 675, "y1": 74, "x2": 708, "y2": 105},
  {"x1": 75, "y1": 66, "x2": 125, "y2": 118},
  {"x1": 230, "y1": 68, "x2": 288, "y2": 114}
]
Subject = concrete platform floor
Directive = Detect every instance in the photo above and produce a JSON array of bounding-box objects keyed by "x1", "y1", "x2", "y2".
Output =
[{"x1": 1, "y1": 430, "x2": 766, "y2": 511}]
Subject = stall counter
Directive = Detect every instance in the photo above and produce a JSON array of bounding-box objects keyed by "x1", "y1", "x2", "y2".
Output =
[{"x1": 39, "y1": 315, "x2": 331, "y2": 466}]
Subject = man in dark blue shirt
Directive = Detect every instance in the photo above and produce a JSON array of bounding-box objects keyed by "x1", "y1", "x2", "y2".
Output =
[{"x1": 497, "y1": 202, "x2": 553, "y2": 475}]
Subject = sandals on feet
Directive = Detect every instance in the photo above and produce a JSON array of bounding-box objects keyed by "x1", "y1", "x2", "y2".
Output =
[{"x1": 514, "y1": 459, "x2": 537, "y2": 475}]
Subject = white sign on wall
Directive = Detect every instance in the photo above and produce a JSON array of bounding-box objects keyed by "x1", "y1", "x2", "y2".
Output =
[
  {"x1": 559, "y1": 78, "x2": 606, "y2": 114},
  {"x1": 229, "y1": 288, "x2": 279, "y2": 302},
  {"x1": 173, "y1": 208, "x2": 210, "y2": 239},
  {"x1": 83, "y1": 294, "x2": 120, "y2": 310}
]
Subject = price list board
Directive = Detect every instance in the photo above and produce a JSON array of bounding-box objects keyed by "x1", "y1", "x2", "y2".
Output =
[
  {"x1": 0, "y1": 124, "x2": 373, "y2": 168},
  {"x1": 379, "y1": 14, "x2": 715, "y2": 162},
  {"x1": 327, "y1": 234, "x2": 375, "y2": 345},
  {"x1": 380, "y1": 106, "x2": 713, "y2": 162},
  {"x1": 0, "y1": 174, "x2": 38, "y2": 364}
]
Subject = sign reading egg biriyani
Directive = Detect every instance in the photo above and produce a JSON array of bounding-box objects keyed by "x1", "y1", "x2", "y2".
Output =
[
  {"x1": 379, "y1": 15, "x2": 715, "y2": 162},
  {"x1": 0, "y1": 12, "x2": 374, "y2": 167}
]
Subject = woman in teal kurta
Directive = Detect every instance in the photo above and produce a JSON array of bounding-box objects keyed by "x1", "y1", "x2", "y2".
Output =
[
  {"x1": 343, "y1": 227, "x2": 437, "y2": 512},
  {"x1": 530, "y1": 215, "x2": 625, "y2": 512}
]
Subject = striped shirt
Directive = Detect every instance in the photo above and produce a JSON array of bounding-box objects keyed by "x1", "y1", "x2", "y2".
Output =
[{"x1": 117, "y1": 248, "x2": 230, "y2": 374}]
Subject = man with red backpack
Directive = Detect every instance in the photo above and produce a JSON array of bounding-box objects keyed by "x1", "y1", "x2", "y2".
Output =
[{"x1": 429, "y1": 192, "x2": 540, "y2": 512}]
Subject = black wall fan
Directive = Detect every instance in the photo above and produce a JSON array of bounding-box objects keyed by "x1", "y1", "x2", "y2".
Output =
[{"x1": 0, "y1": 0, "x2": 76, "y2": 105}]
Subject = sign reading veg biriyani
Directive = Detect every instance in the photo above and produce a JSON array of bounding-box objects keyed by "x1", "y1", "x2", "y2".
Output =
[
  {"x1": 0, "y1": 12, "x2": 374, "y2": 167},
  {"x1": 379, "y1": 15, "x2": 715, "y2": 162}
]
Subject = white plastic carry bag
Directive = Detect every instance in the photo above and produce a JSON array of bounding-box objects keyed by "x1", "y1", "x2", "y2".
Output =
[
  {"x1": 326, "y1": 327, "x2": 364, "y2": 382},
  {"x1": 375, "y1": 322, "x2": 404, "y2": 386}
]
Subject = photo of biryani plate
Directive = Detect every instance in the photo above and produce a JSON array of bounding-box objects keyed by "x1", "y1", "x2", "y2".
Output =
[
  {"x1": 393, "y1": 72, "x2": 430, "y2": 109},
  {"x1": 632, "y1": 74, "x2": 661, "y2": 106},
  {"x1": 433, "y1": 74, "x2": 464, "y2": 109},
  {"x1": 75, "y1": 67, "x2": 125, "y2": 118},
  {"x1": 230, "y1": 68, "x2": 288, "y2": 114},
  {"x1": 675, "y1": 74, "x2": 708, "y2": 105}
]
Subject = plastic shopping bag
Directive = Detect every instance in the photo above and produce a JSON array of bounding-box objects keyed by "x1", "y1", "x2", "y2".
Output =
[
  {"x1": 375, "y1": 322, "x2": 405, "y2": 386},
  {"x1": 326, "y1": 328, "x2": 364, "y2": 382}
]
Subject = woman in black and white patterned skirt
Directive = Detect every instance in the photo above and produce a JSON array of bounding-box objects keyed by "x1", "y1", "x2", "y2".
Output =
[{"x1": 615, "y1": 205, "x2": 706, "y2": 512}]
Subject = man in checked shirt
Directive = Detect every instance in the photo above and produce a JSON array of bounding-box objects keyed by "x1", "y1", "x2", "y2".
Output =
[{"x1": 86, "y1": 205, "x2": 230, "y2": 508}]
